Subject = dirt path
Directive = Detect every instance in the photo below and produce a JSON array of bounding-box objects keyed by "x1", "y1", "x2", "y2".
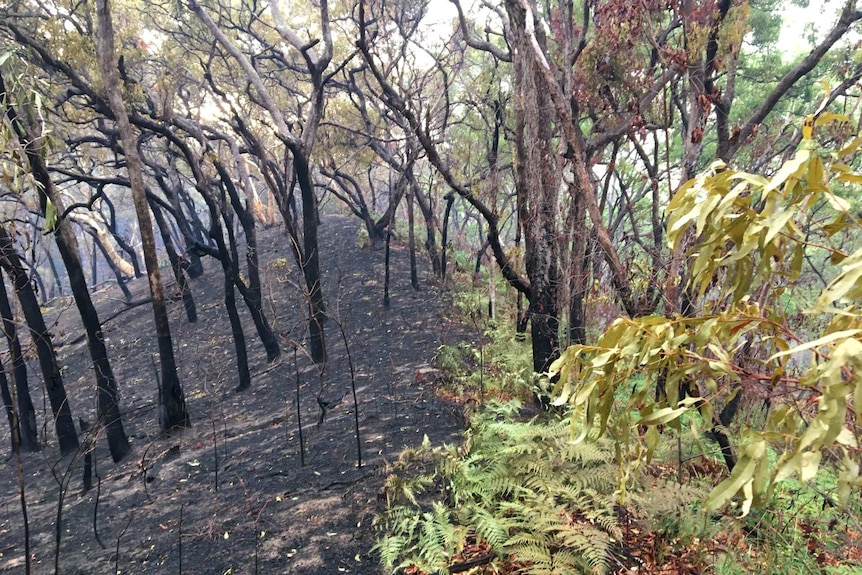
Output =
[{"x1": 0, "y1": 214, "x2": 474, "y2": 574}]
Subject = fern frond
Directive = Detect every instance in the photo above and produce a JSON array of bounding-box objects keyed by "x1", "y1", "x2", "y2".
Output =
[{"x1": 375, "y1": 401, "x2": 624, "y2": 574}]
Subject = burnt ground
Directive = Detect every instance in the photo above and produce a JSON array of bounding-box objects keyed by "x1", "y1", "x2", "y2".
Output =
[{"x1": 0, "y1": 213, "x2": 477, "y2": 574}]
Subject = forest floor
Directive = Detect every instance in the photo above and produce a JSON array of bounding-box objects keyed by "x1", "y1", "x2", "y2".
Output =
[{"x1": 0, "y1": 213, "x2": 477, "y2": 574}]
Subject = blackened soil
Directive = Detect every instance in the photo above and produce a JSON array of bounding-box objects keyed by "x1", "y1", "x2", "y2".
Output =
[{"x1": 0, "y1": 213, "x2": 476, "y2": 574}]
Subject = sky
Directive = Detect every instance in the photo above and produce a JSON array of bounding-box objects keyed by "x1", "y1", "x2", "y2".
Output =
[{"x1": 778, "y1": 1, "x2": 850, "y2": 59}]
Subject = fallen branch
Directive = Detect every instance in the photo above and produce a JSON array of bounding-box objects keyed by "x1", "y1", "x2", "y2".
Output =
[{"x1": 448, "y1": 551, "x2": 496, "y2": 573}]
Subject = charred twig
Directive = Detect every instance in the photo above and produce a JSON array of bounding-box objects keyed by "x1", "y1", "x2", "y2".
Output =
[
  {"x1": 294, "y1": 346, "x2": 305, "y2": 466},
  {"x1": 115, "y1": 513, "x2": 133, "y2": 575}
]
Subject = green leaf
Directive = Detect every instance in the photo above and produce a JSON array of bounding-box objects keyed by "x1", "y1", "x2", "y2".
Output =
[
  {"x1": 44, "y1": 199, "x2": 58, "y2": 233},
  {"x1": 816, "y1": 249, "x2": 862, "y2": 307},
  {"x1": 705, "y1": 440, "x2": 764, "y2": 514},
  {"x1": 637, "y1": 406, "x2": 688, "y2": 426},
  {"x1": 815, "y1": 112, "x2": 852, "y2": 126},
  {"x1": 823, "y1": 212, "x2": 852, "y2": 237},
  {"x1": 763, "y1": 149, "x2": 810, "y2": 194},
  {"x1": 838, "y1": 453, "x2": 860, "y2": 505},
  {"x1": 799, "y1": 451, "x2": 821, "y2": 482},
  {"x1": 825, "y1": 191, "x2": 851, "y2": 212},
  {"x1": 835, "y1": 136, "x2": 862, "y2": 157},
  {"x1": 762, "y1": 208, "x2": 796, "y2": 245},
  {"x1": 806, "y1": 156, "x2": 827, "y2": 192},
  {"x1": 834, "y1": 171, "x2": 862, "y2": 184}
]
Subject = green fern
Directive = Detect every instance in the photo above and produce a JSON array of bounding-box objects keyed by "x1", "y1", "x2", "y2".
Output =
[
  {"x1": 374, "y1": 400, "x2": 622, "y2": 574},
  {"x1": 628, "y1": 478, "x2": 708, "y2": 533}
]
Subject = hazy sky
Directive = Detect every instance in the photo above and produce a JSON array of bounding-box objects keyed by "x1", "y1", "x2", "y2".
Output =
[{"x1": 778, "y1": 2, "x2": 848, "y2": 58}]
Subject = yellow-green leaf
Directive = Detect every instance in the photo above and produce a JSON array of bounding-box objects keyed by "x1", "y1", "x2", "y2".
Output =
[
  {"x1": 801, "y1": 115, "x2": 815, "y2": 140},
  {"x1": 769, "y1": 329, "x2": 862, "y2": 360},
  {"x1": 637, "y1": 406, "x2": 688, "y2": 426}
]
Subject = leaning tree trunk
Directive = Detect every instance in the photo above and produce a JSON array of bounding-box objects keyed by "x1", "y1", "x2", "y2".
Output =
[
  {"x1": 149, "y1": 199, "x2": 197, "y2": 323},
  {"x1": 0, "y1": 271, "x2": 38, "y2": 452},
  {"x1": 98, "y1": 193, "x2": 143, "y2": 278},
  {"x1": 216, "y1": 162, "x2": 280, "y2": 361},
  {"x1": 42, "y1": 177, "x2": 131, "y2": 462},
  {"x1": 154, "y1": 134, "x2": 253, "y2": 392},
  {"x1": 96, "y1": 0, "x2": 189, "y2": 432},
  {"x1": 86, "y1": 229, "x2": 133, "y2": 302},
  {"x1": 0, "y1": 226, "x2": 78, "y2": 455},
  {"x1": 1, "y1": 69, "x2": 130, "y2": 458},
  {"x1": 208, "y1": 203, "x2": 251, "y2": 391},
  {"x1": 155, "y1": 168, "x2": 205, "y2": 279},
  {"x1": 0, "y1": 363, "x2": 17, "y2": 453},
  {"x1": 412, "y1": 177, "x2": 441, "y2": 277}
]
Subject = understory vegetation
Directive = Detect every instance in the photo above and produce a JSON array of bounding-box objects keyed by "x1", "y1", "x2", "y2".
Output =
[
  {"x1": 378, "y1": 285, "x2": 862, "y2": 574},
  {"x1": 375, "y1": 117, "x2": 862, "y2": 574}
]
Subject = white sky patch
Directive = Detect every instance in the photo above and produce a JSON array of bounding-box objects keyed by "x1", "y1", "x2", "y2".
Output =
[
  {"x1": 778, "y1": 2, "x2": 847, "y2": 61},
  {"x1": 138, "y1": 28, "x2": 165, "y2": 53}
]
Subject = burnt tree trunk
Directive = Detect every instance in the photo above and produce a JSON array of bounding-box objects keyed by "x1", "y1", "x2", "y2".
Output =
[
  {"x1": 407, "y1": 176, "x2": 419, "y2": 291},
  {"x1": 1, "y1": 69, "x2": 129, "y2": 458},
  {"x1": 87, "y1": 229, "x2": 133, "y2": 302},
  {"x1": 162, "y1": 177, "x2": 205, "y2": 278},
  {"x1": 91, "y1": 235, "x2": 98, "y2": 286},
  {"x1": 149, "y1": 199, "x2": 197, "y2": 323},
  {"x1": 99, "y1": 193, "x2": 142, "y2": 278},
  {"x1": 506, "y1": 0, "x2": 562, "y2": 374},
  {"x1": 566, "y1": 182, "x2": 588, "y2": 347},
  {"x1": 208, "y1": 203, "x2": 251, "y2": 392},
  {"x1": 0, "y1": 271, "x2": 38, "y2": 452},
  {"x1": 441, "y1": 193, "x2": 455, "y2": 282},
  {"x1": 412, "y1": 175, "x2": 441, "y2": 276},
  {"x1": 96, "y1": 0, "x2": 189, "y2": 433},
  {"x1": 293, "y1": 152, "x2": 327, "y2": 365},
  {"x1": 0, "y1": 364, "x2": 17, "y2": 453},
  {"x1": 215, "y1": 162, "x2": 280, "y2": 362},
  {"x1": 44, "y1": 248, "x2": 63, "y2": 299},
  {"x1": 0, "y1": 226, "x2": 78, "y2": 455}
]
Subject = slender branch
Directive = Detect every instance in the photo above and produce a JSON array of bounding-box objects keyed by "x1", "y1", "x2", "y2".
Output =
[{"x1": 723, "y1": 0, "x2": 862, "y2": 159}]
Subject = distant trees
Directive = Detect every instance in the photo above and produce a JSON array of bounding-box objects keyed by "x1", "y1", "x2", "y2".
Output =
[
  {"x1": 0, "y1": 0, "x2": 859, "y2": 461},
  {"x1": 95, "y1": 0, "x2": 189, "y2": 434},
  {"x1": 356, "y1": 0, "x2": 862, "y2": 380}
]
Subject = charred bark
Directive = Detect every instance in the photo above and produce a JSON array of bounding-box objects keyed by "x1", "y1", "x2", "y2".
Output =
[
  {"x1": 505, "y1": 0, "x2": 562, "y2": 374},
  {"x1": 2, "y1": 68, "x2": 130, "y2": 459},
  {"x1": 293, "y1": 152, "x2": 327, "y2": 365},
  {"x1": 441, "y1": 193, "x2": 455, "y2": 282},
  {"x1": 0, "y1": 226, "x2": 78, "y2": 455},
  {"x1": 0, "y1": 271, "x2": 38, "y2": 452},
  {"x1": 412, "y1": 176, "x2": 442, "y2": 276},
  {"x1": 157, "y1": 167, "x2": 205, "y2": 279},
  {"x1": 407, "y1": 176, "x2": 419, "y2": 291},
  {"x1": 208, "y1": 205, "x2": 251, "y2": 392},
  {"x1": 149, "y1": 199, "x2": 197, "y2": 323},
  {"x1": 215, "y1": 162, "x2": 280, "y2": 362},
  {"x1": 0, "y1": 364, "x2": 17, "y2": 453},
  {"x1": 96, "y1": 0, "x2": 189, "y2": 433},
  {"x1": 86, "y1": 228, "x2": 133, "y2": 302}
]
